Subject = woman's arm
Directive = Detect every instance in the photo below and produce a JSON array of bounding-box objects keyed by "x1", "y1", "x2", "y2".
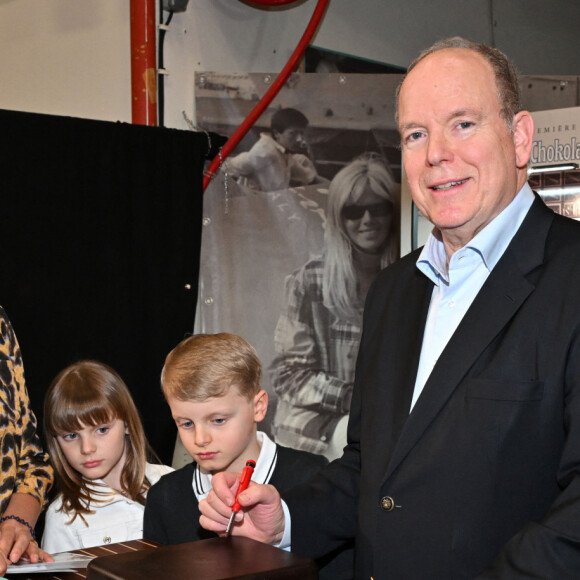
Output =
[
  {"x1": 0, "y1": 307, "x2": 54, "y2": 510},
  {"x1": 0, "y1": 308, "x2": 54, "y2": 573}
]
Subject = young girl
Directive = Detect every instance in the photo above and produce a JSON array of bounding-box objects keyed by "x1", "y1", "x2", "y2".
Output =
[{"x1": 41, "y1": 360, "x2": 173, "y2": 553}]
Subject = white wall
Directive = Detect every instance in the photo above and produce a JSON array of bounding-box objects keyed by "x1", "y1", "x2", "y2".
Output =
[
  {"x1": 1, "y1": 0, "x2": 578, "y2": 129},
  {"x1": 0, "y1": 1, "x2": 131, "y2": 122}
]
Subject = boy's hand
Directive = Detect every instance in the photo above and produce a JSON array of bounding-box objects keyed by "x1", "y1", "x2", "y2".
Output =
[{"x1": 200, "y1": 471, "x2": 285, "y2": 545}]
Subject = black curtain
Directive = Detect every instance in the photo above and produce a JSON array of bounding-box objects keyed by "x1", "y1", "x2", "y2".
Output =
[{"x1": 0, "y1": 109, "x2": 224, "y2": 464}]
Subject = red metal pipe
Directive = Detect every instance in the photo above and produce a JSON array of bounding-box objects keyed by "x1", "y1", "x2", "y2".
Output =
[
  {"x1": 203, "y1": 0, "x2": 330, "y2": 191},
  {"x1": 130, "y1": 0, "x2": 158, "y2": 126}
]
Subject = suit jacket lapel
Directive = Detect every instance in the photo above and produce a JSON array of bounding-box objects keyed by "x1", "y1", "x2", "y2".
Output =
[{"x1": 383, "y1": 195, "x2": 554, "y2": 482}]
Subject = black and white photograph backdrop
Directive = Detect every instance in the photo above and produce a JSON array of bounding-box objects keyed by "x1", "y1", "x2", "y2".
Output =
[{"x1": 194, "y1": 72, "x2": 403, "y2": 460}]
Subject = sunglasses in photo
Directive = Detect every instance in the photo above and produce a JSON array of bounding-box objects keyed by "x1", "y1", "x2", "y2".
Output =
[{"x1": 341, "y1": 202, "x2": 391, "y2": 221}]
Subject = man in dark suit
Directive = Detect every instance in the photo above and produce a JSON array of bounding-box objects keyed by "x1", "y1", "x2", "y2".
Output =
[{"x1": 199, "y1": 37, "x2": 580, "y2": 579}]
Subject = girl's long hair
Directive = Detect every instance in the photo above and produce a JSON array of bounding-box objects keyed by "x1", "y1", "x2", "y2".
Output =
[
  {"x1": 323, "y1": 153, "x2": 400, "y2": 321},
  {"x1": 44, "y1": 360, "x2": 153, "y2": 522}
]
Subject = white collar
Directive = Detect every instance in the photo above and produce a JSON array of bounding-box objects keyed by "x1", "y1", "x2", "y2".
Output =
[
  {"x1": 192, "y1": 431, "x2": 278, "y2": 501},
  {"x1": 260, "y1": 132, "x2": 286, "y2": 154}
]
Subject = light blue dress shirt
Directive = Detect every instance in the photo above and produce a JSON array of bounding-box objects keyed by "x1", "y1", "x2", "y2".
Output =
[{"x1": 410, "y1": 183, "x2": 536, "y2": 411}]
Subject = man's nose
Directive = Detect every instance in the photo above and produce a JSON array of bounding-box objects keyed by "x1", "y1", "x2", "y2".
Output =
[{"x1": 426, "y1": 131, "x2": 453, "y2": 166}]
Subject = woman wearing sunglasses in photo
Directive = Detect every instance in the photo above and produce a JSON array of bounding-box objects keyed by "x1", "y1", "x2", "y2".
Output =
[{"x1": 271, "y1": 153, "x2": 400, "y2": 461}]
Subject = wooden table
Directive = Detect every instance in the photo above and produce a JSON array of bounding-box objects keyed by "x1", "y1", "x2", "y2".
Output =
[{"x1": 6, "y1": 537, "x2": 318, "y2": 580}]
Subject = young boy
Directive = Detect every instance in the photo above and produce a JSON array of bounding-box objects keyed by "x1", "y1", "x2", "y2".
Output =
[{"x1": 143, "y1": 332, "x2": 329, "y2": 545}]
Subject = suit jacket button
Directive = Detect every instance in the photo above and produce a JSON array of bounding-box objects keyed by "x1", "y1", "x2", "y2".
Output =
[{"x1": 381, "y1": 496, "x2": 395, "y2": 511}]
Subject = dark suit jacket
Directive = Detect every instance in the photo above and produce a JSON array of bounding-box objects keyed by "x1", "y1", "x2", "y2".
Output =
[{"x1": 285, "y1": 195, "x2": 580, "y2": 579}]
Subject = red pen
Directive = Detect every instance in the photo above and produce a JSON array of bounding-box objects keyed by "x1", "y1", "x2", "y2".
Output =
[{"x1": 225, "y1": 459, "x2": 256, "y2": 537}]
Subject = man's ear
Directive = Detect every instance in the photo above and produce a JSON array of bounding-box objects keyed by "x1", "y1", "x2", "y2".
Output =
[
  {"x1": 271, "y1": 129, "x2": 281, "y2": 142},
  {"x1": 512, "y1": 110, "x2": 534, "y2": 169},
  {"x1": 253, "y1": 389, "x2": 268, "y2": 422}
]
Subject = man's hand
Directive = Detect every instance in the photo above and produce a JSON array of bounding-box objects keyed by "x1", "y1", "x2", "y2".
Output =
[
  {"x1": 200, "y1": 471, "x2": 285, "y2": 545},
  {"x1": 290, "y1": 154, "x2": 318, "y2": 185}
]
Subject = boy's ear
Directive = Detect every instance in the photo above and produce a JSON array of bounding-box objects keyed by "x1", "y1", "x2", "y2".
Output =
[{"x1": 253, "y1": 389, "x2": 268, "y2": 422}]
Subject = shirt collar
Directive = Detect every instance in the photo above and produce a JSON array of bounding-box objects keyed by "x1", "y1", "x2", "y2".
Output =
[
  {"x1": 261, "y1": 132, "x2": 286, "y2": 154},
  {"x1": 84, "y1": 479, "x2": 126, "y2": 505},
  {"x1": 192, "y1": 431, "x2": 278, "y2": 501},
  {"x1": 416, "y1": 183, "x2": 535, "y2": 285}
]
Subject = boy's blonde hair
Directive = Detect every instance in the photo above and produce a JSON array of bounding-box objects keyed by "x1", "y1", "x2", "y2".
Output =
[{"x1": 161, "y1": 333, "x2": 262, "y2": 402}]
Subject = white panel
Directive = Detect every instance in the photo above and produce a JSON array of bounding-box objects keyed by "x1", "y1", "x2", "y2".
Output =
[{"x1": 0, "y1": 0, "x2": 131, "y2": 122}]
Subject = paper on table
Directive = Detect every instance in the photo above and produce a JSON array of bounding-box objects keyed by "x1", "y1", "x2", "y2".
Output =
[{"x1": 7, "y1": 551, "x2": 95, "y2": 574}]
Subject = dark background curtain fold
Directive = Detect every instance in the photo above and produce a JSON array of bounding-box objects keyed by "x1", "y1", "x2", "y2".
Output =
[{"x1": 0, "y1": 108, "x2": 222, "y2": 463}]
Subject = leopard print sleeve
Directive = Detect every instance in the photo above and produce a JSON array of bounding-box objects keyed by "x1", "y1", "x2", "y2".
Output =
[{"x1": 0, "y1": 307, "x2": 53, "y2": 514}]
